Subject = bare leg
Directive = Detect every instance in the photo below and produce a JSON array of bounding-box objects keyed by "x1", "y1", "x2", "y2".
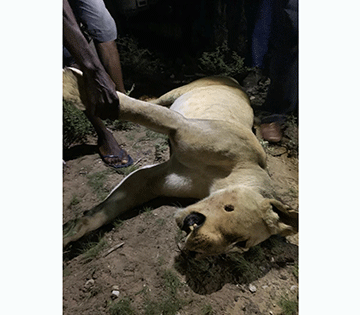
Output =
[
  {"x1": 95, "y1": 41, "x2": 125, "y2": 93},
  {"x1": 74, "y1": 40, "x2": 129, "y2": 166},
  {"x1": 91, "y1": 41, "x2": 131, "y2": 165},
  {"x1": 85, "y1": 111, "x2": 130, "y2": 166}
]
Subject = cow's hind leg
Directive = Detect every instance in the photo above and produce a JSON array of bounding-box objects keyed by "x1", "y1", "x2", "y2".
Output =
[{"x1": 63, "y1": 162, "x2": 171, "y2": 247}]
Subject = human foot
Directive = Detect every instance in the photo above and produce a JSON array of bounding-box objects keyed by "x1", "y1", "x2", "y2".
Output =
[{"x1": 98, "y1": 131, "x2": 133, "y2": 168}]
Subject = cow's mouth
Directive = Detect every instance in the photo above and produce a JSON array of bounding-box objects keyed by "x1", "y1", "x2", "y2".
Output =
[{"x1": 181, "y1": 212, "x2": 206, "y2": 234}]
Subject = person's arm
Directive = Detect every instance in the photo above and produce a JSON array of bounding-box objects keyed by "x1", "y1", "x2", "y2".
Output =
[{"x1": 63, "y1": 0, "x2": 119, "y2": 119}]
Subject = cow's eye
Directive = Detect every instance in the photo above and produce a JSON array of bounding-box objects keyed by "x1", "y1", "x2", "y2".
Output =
[{"x1": 224, "y1": 204, "x2": 234, "y2": 212}]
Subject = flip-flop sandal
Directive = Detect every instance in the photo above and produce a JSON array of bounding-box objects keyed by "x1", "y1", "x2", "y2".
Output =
[{"x1": 101, "y1": 150, "x2": 134, "y2": 169}]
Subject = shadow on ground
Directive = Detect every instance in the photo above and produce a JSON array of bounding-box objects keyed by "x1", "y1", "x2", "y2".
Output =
[
  {"x1": 63, "y1": 144, "x2": 98, "y2": 161},
  {"x1": 174, "y1": 235, "x2": 298, "y2": 295}
]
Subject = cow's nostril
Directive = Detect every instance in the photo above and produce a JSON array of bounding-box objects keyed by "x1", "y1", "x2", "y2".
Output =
[
  {"x1": 182, "y1": 212, "x2": 206, "y2": 233},
  {"x1": 224, "y1": 204, "x2": 235, "y2": 212}
]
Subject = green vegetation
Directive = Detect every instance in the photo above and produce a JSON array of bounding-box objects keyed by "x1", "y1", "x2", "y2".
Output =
[
  {"x1": 278, "y1": 294, "x2": 298, "y2": 315},
  {"x1": 174, "y1": 236, "x2": 296, "y2": 295},
  {"x1": 87, "y1": 169, "x2": 112, "y2": 201},
  {"x1": 155, "y1": 140, "x2": 169, "y2": 157},
  {"x1": 198, "y1": 41, "x2": 247, "y2": 77},
  {"x1": 201, "y1": 304, "x2": 214, "y2": 315},
  {"x1": 114, "y1": 164, "x2": 140, "y2": 177},
  {"x1": 80, "y1": 236, "x2": 108, "y2": 261},
  {"x1": 267, "y1": 235, "x2": 286, "y2": 256},
  {"x1": 155, "y1": 217, "x2": 166, "y2": 226},
  {"x1": 143, "y1": 270, "x2": 186, "y2": 315},
  {"x1": 105, "y1": 119, "x2": 136, "y2": 132},
  {"x1": 140, "y1": 206, "x2": 154, "y2": 215},
  {"x1": 108, "y1": 297, "x2": 136, "y2": 315},
  {"x1": 136, "y1": 130, "x2": 168, "y2": 144},
  {"x1": 134, "y1": 129, "x2": 169, "y2": 158},
  {"x1": 175, "y1": 228, "x2": 186, "y2": 244},
  {"x1": 63, "y1": 100, "x2": 94, "y2": 149},
  {"x1": 63, "y1": 219, "x2": 79, "y2": 239},
  {"x1": 144, "y1": 297, "x2": 184, "y2": 315},
  {"x1": 162, "y1": 269, "x2": 183, "y2": 296},
  {"x1": 116, "y1": 36, "x2": 164, "y2": 79},
  {"x1": 63, "y1": 100, "x2": 136, "y2": 151},
  {"x1": 69, "y1": 194, "x2": 81, "y2": 209},
  {"x1": 228, "y1": 246, "x2": 267, "y2": 283},
  {"x1": 146, "y1": 130, "x2": 167, "y2": 141},
  {"x1": 113, "y1": 218, "x2": 124, "y2": 229}
]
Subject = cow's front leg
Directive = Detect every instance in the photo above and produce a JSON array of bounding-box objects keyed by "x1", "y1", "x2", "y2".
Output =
[{"x1": 63, "y1": 162, "x2": 170, "y2": 247}]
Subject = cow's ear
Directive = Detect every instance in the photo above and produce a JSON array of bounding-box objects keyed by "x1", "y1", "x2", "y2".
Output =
[
  {"x1": 63, "y1": 67, "x2": 87, "y2": 111},
  {"x1": 262, "y1": 199, "x2": 298, "y2": 236}
]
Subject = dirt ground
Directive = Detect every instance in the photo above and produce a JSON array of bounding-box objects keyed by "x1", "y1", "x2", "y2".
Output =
[{"x1": 63, "y1": 78, "x2": 299, "y2": 315}]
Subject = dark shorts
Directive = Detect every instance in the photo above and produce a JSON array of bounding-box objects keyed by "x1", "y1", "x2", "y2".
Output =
[{"x1": 69, "y1": 0, "x2": 117, "y2": 43}]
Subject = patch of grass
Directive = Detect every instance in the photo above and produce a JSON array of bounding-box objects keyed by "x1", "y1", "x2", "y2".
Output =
[
  {"x1": 245, "y1": 244, "x2": 266, "y2": 262},
  {"x1": 63, "y1": 219, "x2": 79, "y2": 239},
  {"x1": 175, "y1": 228, "x2": 186, "y2": 244},
  {"x1": 140, "y1": 206, "x2": 154, "y2": 217},
  {"x1": 105, "y1": 120, "x2": 135, "y2": 132},
  {"x1": 69, "y1": 194, "x2": 81, "y2": 208},
  {"x1": 278, "y1": 294, "x2": 298, "y2": 315},
  {"x1": 126, "y1": 133, "x2": 136, "y2": 142},
  {"x1": 131, "y1": 129, "x2": 169, "y2": 156},
  {"x1": 198, "y1": 41, "x2": 247, "y2": 77},
  {"x1": 145, "y1": 130, "x2": 161, "y2": 140},
  {"x1": 135, "y1": 285, "x2": 150, "y2": 296},
  {"x1": 87, "y1": 170, "x2": 112, "y2": 201},
  {"x1": 108, "y1": 297, "x2": 135, "y2": 315},
  {"x1": 267, "y1": 235, "x2": 286, "y2": 256},
  {"x1": 81, "y1": 236, "x2": 108, "y2": 261},
  {"x1": 201, "y1": 304, "x2": 214, "y2": 315},
  {"x1": 155, "y1": 218, "x2": 166, "y2": 226},
  {"x1": 146, "y1": 130, "x2": 169, "y2": 158},
  {"x1": 155, "y1": 141, "x2": 169, "y2": 157},
  {"x1": 113, "y1": 218, "x2": 124, "y2": 229},
  {"x1": 142, "y1": 270, "x2": 187, "y2": 315},
  {"x1": 116, "y1": 36, "x2": 164, "y2": 79},
  {"x1": 114, "y1": 164, "x2": 139, "y2": 177},
  {"x1": 227, "y1": 249, "x2": 265, "y2": 283},
  {"x1": 144, "y1": 296, "x2": 185, "y2": 315},
  {"x1": 174, "y1": 242, "x2": 271, "y2": 294},
  {"x1": 63, "y1": 100, "x2": 94, "y2": 149},
  {"x1": 137, "y1": 130, "x2": 168, "y2": 143},
  {"x1": 162, "y1": 269, "x2": 183, "y2": 296}
]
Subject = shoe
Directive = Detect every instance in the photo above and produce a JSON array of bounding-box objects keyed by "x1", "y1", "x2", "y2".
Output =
[
  {"x1": 101, "y1": 148, "x2": 133, "y2": 168},
  {"x1": 260, "y1": 122, "x2": 282, "y2": 143}
]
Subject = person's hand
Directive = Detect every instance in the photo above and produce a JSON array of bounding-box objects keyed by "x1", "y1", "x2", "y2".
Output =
[
  {"x1": 82, "y1": 67, "x2": 120, "y2": 120},
  {"x1": 63, "y1": 0, "x2": 120, "y2": 121}
]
